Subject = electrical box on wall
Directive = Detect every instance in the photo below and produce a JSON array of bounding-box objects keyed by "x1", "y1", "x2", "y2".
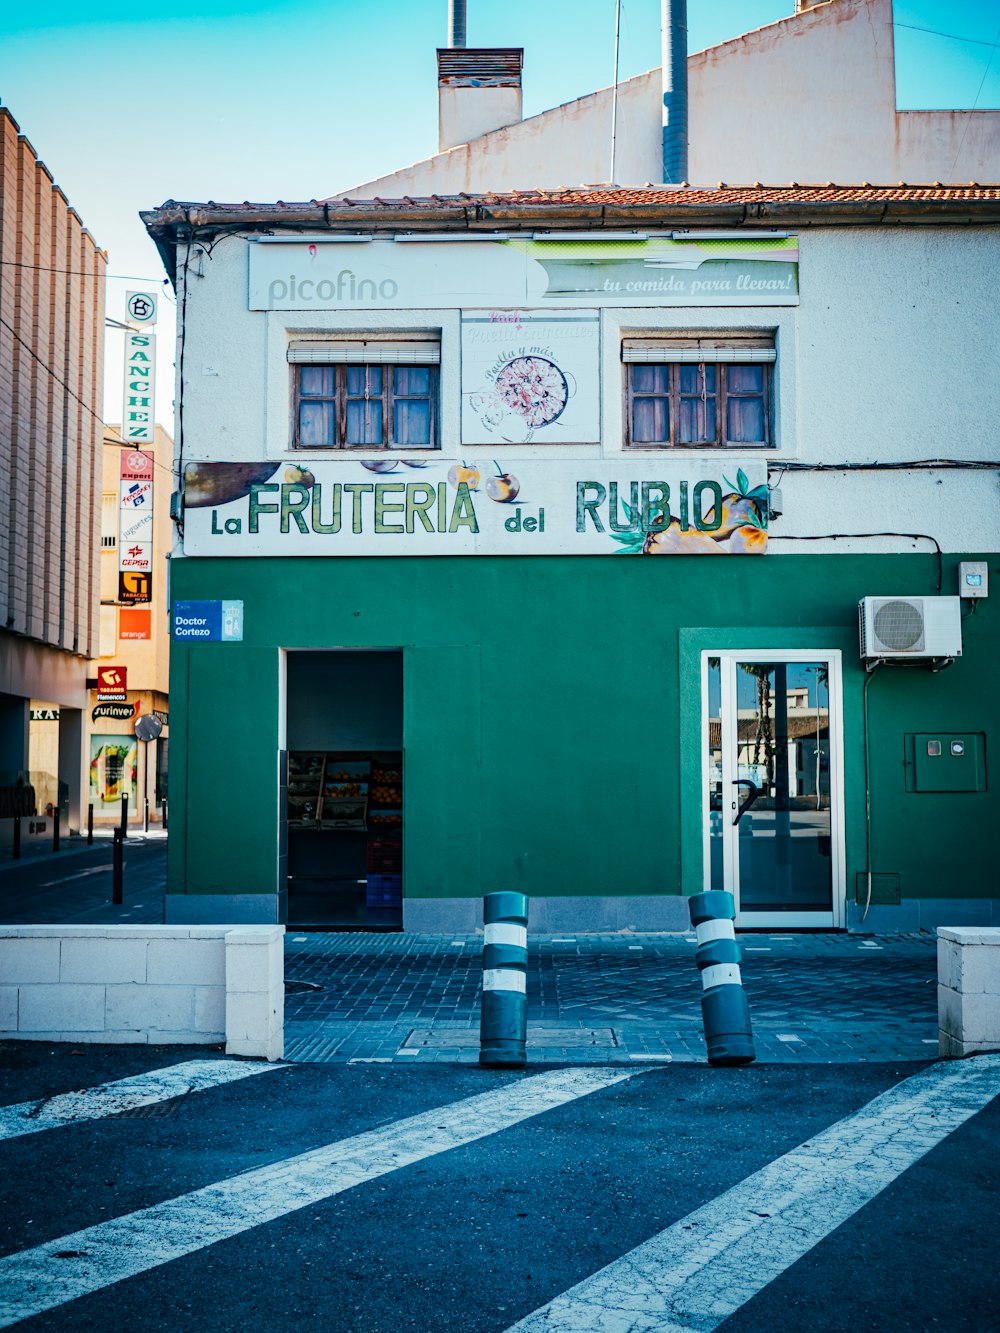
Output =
[
  {"x1": 904, "y1": 733, "x2": 987, "y2": 793},
  {"x1": 959, "y1": 562, "x2": 988, "y2": 599}
]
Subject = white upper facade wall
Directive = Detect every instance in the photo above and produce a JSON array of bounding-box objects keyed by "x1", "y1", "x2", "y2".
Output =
[
  {"x1": 336, "y1": 0, "x2": 999, "y2": 199},
  {"x1": 172, "y1": 223, "x2": 1000, "y2": 553}
]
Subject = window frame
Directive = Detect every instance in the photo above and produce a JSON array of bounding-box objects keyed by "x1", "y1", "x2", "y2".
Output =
[
  {"x1": 289, "y1": 341, "x2": 440, "y2": 452},
  {"x1": 622, "y1": 337, "x2": 775, "y2": 451}
]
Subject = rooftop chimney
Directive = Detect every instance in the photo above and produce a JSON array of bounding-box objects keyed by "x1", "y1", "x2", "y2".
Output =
[
  {"x1": 661, "y1": 0, "x2": 688, "y2": 184},
  {"x1": 437, "y1": 47, "x2": 523, "y2": 151},
  {"x1": 448, "y1": 0, "x2": 467, "y2": 47}
]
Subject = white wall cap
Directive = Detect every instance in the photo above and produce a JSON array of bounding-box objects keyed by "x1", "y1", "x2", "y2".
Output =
[
  {"x1": 938, "y1": 928, "x2": 1000, "y2": 946},
  {"x1": 225, "y1": 928, "x2": 285, "y2": 945}
]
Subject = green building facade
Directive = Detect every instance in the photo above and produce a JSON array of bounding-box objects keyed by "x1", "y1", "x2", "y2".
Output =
[{"x1": 144, "y1": 189, "x2": 1000, "y2": 933}]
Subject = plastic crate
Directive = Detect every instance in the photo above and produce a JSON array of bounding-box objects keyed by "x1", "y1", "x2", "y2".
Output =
[
  {"x1": 367, "y1": 839, "x2": 402, "y2": 872},
  {"x1": 366, "y1": 873, "x2": 402, "y2": 908}
]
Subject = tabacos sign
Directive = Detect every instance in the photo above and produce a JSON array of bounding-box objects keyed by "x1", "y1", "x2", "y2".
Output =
[{"x1": 183, "y1": 460, "x2": 768, "y2": 557}]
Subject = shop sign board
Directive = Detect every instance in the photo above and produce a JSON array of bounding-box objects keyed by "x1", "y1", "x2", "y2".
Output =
[
  {"x1": 93, "y1": 701, "x2": 140, "y2": 723},
  {"x1": 30, "y1": 708, "x2": 59, "y2": 721},
  {"x1": 249, "y1": 236, "x2": 799, "y2": 311},
  {"x1": 119, "y1": 571, "x2": 153, "y2": 604},
  {"x1": 172, "y1": 600, "x2": 245, "y2": 641},
  {"x1": 461, "y1": 312, "x2": 600, "y2": 445},
  {"x1": 125, "y1": 290, "x2": 158, "y2": 325},
  {"x1": 119, "y1": 607, "x2": 152, "y2": 640},
  {"x1": 119, "y1": 450, "x2": 153, "y2": 603},
  {"x1": 182, "y1": 460, "x2": 768, "y2": 557},
  {"x1": 96, "y1": 666, "x2": 127, "y2": 701},
  {"x1": 122, "y1": 331, "x2": 156, "y2": 443}
]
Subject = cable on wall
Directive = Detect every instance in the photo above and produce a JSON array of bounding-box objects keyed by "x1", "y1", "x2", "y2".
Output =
[
  {"x1": 861, "y1": 661, "x2": 885, "y2": 925},
  {"x1": 766, "y1": 531, "x2": 944, "y2": 594}
]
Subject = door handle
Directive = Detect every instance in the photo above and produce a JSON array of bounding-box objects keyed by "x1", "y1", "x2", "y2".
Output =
[{"x1": 732, "y1": 779, "x2": 761, "y2": 826}]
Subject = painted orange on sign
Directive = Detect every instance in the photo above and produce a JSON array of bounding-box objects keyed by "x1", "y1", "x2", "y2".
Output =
[{"x1": 119, "y1": 609, "x2": 151, "y2": 640}]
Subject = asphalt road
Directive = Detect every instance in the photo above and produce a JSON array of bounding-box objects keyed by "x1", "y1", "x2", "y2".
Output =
[
  {"x1": 1, "y1": 1043, "x2": 997, "y2": 1332},
  {"x1": 0, "y1": 837, "x2": 166, "y2": 925}
]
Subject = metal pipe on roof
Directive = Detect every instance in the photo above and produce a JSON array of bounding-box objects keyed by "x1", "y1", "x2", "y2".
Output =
[
  {"x1": 448, "y1": 0, "x2": 467, "y2": 48},
  {"x1": 661, "y1": 0, "x2": 688, "y2": 185}
]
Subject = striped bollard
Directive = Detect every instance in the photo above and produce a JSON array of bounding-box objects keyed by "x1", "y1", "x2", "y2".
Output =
[
  {"x1": 689, "y1": 890, "x2": 755, "y2": 1067},
  {"x1": 480, "y1": 892, "x2": 528, "y2": 1068}
]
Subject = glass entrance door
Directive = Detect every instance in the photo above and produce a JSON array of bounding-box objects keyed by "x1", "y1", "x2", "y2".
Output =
[{"x1": 705, "y1": 651, "x2": 844, "y2": 928}]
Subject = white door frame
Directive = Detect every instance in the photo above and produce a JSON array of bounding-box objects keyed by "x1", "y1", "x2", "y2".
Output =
[{"x1": 702, "y1": 649, "x2": 846, "y2": 929}]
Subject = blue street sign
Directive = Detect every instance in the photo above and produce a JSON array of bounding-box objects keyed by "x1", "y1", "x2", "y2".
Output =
[{"x1": 172, "y1": 600, "x2": 244, "y2": 641}]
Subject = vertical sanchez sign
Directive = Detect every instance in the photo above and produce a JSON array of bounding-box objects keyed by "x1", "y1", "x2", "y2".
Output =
[{"x1": 122, "y1": 290, "x2": 157, "y2": 443}]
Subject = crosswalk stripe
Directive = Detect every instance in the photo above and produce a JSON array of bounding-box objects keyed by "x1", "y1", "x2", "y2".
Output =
[
  {"x1": 0, "y1": 1060, "x2": 281, "y2": 1142},
  {"x1": 504, "y1": 1054, "x2": 1000, "y2": 1332},
  {"x1": 0, "y1": 1066, "x2": 634, "y2": 1328}
]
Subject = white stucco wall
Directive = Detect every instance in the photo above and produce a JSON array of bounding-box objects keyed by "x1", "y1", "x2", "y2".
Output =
[
  {"x1": 337, "y1": 0, "x2": 1000, "y2": 200},
  {"x1": 175, "y1": 223, "x2": 1000, "y2": 556}
]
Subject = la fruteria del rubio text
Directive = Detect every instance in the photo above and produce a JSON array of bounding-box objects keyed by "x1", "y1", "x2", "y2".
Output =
[{"x1": 182, "y1": 459, "x2": 769, "y2": 557}]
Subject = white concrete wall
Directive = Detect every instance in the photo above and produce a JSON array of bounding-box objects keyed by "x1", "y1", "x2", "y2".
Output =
[
  {"x1": 337, "y1": 0, "x2": 999, "y2": 199},
  {"x1": 938, "y1": 927, "x2": 1000, "y2": 1057},
  {"x1": 439, "y1": 86, "x2": 522, "y2": 153},
  {"x1": 0, "y1": 925, "x2": 284, "y2": 1060},
  {"x1": 175, "y1": 224, "x2": 1000, "y2": 556}
]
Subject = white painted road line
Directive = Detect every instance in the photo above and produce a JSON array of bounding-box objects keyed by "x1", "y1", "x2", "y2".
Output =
[
  {"x1": 505, "y1": 1055, "x2": 1000, "y2": 1333},
  {"x1": 0, "y1": 1060, "x2": 281, "y2": 1143},
  {"x1": 0, "y1": 1067, "x2": 634, "y2": 1328}
]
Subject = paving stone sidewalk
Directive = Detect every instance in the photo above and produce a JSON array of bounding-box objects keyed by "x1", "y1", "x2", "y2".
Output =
[{"x1": 283, "y1": 930, "x2": 940, "y2": 1065}]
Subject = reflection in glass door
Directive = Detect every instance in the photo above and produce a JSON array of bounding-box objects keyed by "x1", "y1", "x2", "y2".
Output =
[{"x1": 705, "y1": 652, "x2": 843, "y2": 927}]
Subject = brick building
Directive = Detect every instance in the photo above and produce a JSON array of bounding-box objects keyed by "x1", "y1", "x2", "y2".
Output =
[{"x1": 0, "y1": 103, "x2": 106, "y2": 844}]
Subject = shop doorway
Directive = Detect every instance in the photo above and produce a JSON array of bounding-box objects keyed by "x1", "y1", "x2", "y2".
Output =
[
  {"x1": 703, "y1": 650, "x2": 845, "y2": 928},
  {"x1": 284, "y1": 650, "x2": 403, "y2": 930}
]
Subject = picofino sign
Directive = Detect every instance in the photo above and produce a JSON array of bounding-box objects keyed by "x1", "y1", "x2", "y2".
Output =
[
  {"x1": 182, "y1": 459, "x2": 769, "y2": 557},
  {"x1": 248, "y1": 235, "x2": 799, "y2": 311}
]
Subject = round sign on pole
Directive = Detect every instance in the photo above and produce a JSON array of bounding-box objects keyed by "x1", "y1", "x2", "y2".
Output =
[
  {"x1": 134, "y1": 714, "x2": 163, "y2": 742},
  {"x1": 126, "y1": 290, "x2": 158, "y2": 325}
]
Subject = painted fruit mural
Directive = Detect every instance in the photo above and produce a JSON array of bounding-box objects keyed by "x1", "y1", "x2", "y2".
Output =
[{"x1": 611, "y1": 470, "x2": 768, "y2": 555}]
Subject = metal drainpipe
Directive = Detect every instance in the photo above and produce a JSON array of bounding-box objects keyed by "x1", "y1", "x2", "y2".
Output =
[
  {"x1": 448, "y1": 0, "x2": 467, "y2": 47},
  {"x1": 662, "y1": 0, "x2": 688, "y2": 184}
]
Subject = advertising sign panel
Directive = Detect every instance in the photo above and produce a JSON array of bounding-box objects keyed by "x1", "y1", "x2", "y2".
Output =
[
  {"x1": 119, "y1": 450, "x2": 153, "y2": 604},
  {"x1": 89, "y1": 735, "x2": 137, "y2": 809},
  {"x1": 182, "y1": 459, "x2": 768, "y2": 557},
  {"x1": 249, "y1": 235, "x2": 798, "y2": 311},
  {"x1": 119, "y1": 572, "x2": 153, "y2": 603},
  {"x1": 96, "y1": 665, "x2": 127, "y2": 700},
  {"x1": 125, "y1": 291, "x2": 158, "y2": 325},
  {"x1": 461, "y1": 312, "x2": 600, "y2": 445},
  {"x1": 122, "y1": 330, "x2": 156, "y2": 443},
  {"x1": 118, "y1": 608, "x2": 152, "y2": 640}
]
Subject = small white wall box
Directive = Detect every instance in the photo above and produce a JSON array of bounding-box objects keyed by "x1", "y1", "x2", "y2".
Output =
[
  {"x1": 959, "y1": 562, "x2": 988, "y2": 599},
  {"x1": 859, "y1": 596, "x2": 962, "y2": 661}
]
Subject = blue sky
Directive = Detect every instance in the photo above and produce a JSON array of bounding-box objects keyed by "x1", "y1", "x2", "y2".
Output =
[{"x1": 1, "y1": 0, "x2": 997, "y2": 421}]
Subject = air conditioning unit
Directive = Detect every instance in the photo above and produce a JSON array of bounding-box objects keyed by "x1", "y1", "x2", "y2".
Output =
[{"x1": 859, "y1": 596, "x2": 962, "y2": 661}]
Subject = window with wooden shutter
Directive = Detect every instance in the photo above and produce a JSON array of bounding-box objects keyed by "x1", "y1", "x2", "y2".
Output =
[
  {"x1": 623, "y1": 335, "x2": 775, "y2": 449},
  {"x1": 289, "y1": 339, "x2": 440, "y2": 450}
]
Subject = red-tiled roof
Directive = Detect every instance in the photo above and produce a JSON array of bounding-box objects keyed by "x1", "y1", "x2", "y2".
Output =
[
  {"x1": 141, "y1": 184, "x2": 1000, "y2": 284},
  {"x1": 324, "y1": 184, "x2": 1000, "y2": 206}
]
